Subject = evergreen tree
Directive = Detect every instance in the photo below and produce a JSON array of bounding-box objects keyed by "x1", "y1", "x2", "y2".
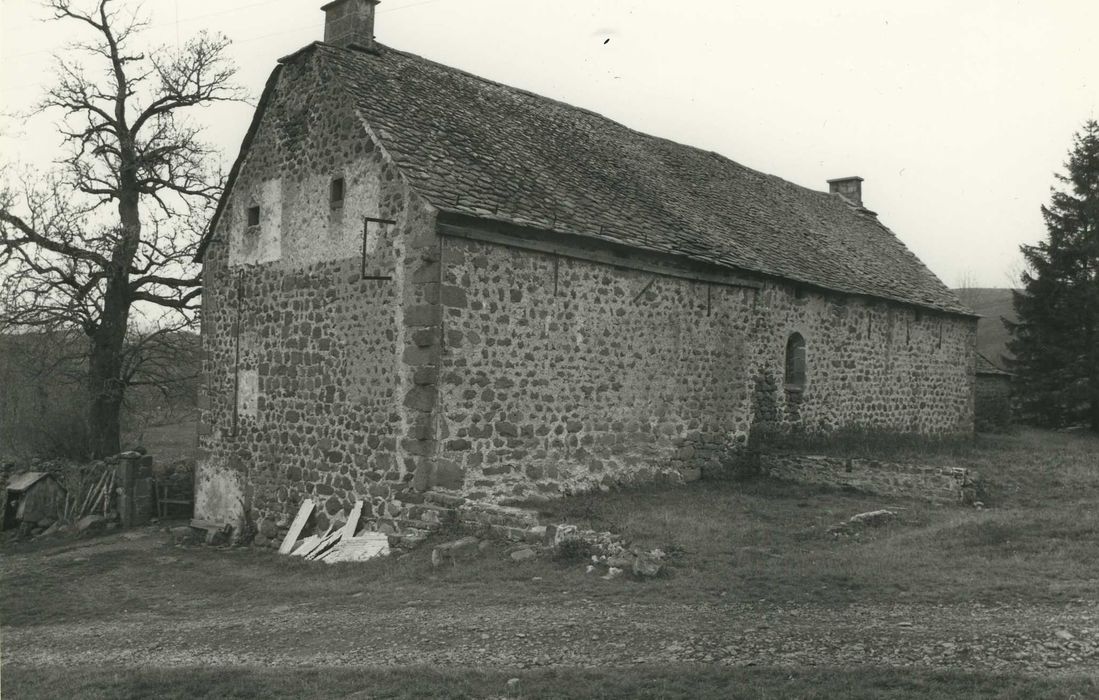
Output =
[{"x1": 1006, "y1": 120, "x2": 1099, "y2": 432}]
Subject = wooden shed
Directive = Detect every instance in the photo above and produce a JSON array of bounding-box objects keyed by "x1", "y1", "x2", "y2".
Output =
[{"x1": 3, "y1": 472, "x2": 66, "y2": 530}]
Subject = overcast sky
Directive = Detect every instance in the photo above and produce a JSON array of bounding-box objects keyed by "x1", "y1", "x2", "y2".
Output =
[{"x1": 2, "y1": 0, "x2": 1097, "y2": 289}]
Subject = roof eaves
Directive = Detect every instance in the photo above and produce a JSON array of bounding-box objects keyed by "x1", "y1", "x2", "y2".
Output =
[{"x1": 436, "y1": 208, "x2": 980, "y2": 318}]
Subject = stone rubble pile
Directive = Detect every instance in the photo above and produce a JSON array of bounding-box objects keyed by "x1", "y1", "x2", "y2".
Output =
[{"x1": 174, "y1": 487, "x2": 667, "y2": 577}]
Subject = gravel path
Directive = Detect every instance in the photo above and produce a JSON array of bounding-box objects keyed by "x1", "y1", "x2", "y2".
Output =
[
  {"x1": 6, "y1": 596, "x2": 1097, "y2": 674},
  {"x1": 4, "y1": 533, "x2": 1098, "y2": 676}
]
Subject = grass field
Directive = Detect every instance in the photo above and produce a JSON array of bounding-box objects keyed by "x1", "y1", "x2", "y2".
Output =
[{"x1": 3, "y1": 428, "x2": 1098, "y2": 698}]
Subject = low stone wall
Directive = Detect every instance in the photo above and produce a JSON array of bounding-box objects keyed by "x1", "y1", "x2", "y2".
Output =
[{"x1": 760, "y1": 453, "x2": 970, "y2": 503}]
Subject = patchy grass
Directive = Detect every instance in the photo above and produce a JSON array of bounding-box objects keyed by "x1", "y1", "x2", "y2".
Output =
[
  {"x1": 520, "y1": 428, "x2": 1099, "y2": 605},
  {"x1": 5, "y1": 665, "x2": 1097, "y2": 700},
  {"x1": 4, "y1": 431, "x2": 1095, "y2": 631},
  {"x1": 3, "y1": 428, "x2": 1097, "y2": 697}
]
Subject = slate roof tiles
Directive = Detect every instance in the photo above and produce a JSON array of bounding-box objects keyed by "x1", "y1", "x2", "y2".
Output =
[{"x1": 210, "y1": 41, "x2": 973, "y2": 316}]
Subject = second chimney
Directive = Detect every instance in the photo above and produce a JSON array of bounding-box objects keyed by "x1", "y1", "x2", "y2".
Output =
[
  {"x1": 322, "y1": 0, "x2": 379, "y2": 49},
  {"x1": 827, "y1": 176, "x2": 864, "y2": 207}
]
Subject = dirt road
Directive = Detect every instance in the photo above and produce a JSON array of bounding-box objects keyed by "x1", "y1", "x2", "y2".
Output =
[{"x1": 4, "y1": 530, "x2": 1096, "y2": 678}]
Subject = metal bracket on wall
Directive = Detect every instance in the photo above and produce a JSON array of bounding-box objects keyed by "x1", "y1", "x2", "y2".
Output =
[
  {"x1": 231, "y1": 270, "x2": 243, "y2": 437},
  {"x1": 361, "y1": 216, "x2": 397, "y2": 280},
  {"x1": 631, "y1": 275, "x2": 657, "y2": 304}
]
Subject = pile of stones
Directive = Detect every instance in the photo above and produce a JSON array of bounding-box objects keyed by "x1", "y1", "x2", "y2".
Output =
[
  {"x1": 586, "y1": 547, "x2": 667, "y2": 579},
  {"x1": 427, "y1": 513, "x2": 668, "y2": 579}
]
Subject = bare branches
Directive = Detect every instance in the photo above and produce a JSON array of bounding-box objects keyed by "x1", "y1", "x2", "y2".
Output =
[
  {"x1": 133, "y1": 32, "x2": 243, "y2": 135},
  {"x1": 131, "y1": 287, "x2": 202, "y2": 310},
  {"x1": 1, "y1": 0, "x2": 240, "y2": 454}
]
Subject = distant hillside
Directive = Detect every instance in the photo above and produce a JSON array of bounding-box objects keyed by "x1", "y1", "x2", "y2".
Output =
[
  {"x1": 953, "y1": 288, "x2": 1017, "y2": 369},
  {"x1": 0, "y1": 330, "x2": 199, "y2": 458}
]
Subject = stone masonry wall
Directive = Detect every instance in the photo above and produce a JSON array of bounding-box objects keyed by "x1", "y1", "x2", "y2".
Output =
[
  {"x1": 436, "y1": 235, "x2": 976, "y2": 502},
  {"x1": 760, "y1": 453, "x2": 970, "y2": 504},
  {"x1": 745, "y1": 278, "x2": 976, "y2": 438},
  {"x1": 436, "y1": 237, "x2": 756, "y2": 502},
  {"x1": 197, "y1": 48, "x2": 442, "y2": 532}
]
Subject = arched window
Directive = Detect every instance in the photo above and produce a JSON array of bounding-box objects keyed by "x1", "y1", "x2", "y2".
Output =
[{"x1": 785, "y1": 332, "x2": 806, "y2": 391}]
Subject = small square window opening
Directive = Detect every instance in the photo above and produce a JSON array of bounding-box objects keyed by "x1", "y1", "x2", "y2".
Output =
[
  {"x1": 247, "y1": 206, "x2": 260, "y2": 227},
  {"x1": 330, "y1": 177, "x2": 345, "y2": 205}
]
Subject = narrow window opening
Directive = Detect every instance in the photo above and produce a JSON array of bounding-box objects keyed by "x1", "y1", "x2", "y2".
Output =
[
  {"x1": 785, "y1": 332, "x2": 807, "y2": 391},
  {"x1": 247, "y1": 206, "x2": 260, "y2": 227},
  {"x1": 330, "y1": 177, "x2": 345, "y2": 205},
  {"x1": 795, "y1": 286, "x2": 808, "y2": 300}
]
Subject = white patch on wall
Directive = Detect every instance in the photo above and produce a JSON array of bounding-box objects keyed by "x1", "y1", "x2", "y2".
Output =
[
  {"x1": 237, "y1": 369, "x2": 259, "y2": 418},
  {"x1": 194, "y1": 457, "x2": 244, "y2": 526},
  {"x1": 282, "y1": 164, "x2": 384, "y2": 266},
  {"x1": 229, "y1": 178, "x2": 283, "y2": 266}
]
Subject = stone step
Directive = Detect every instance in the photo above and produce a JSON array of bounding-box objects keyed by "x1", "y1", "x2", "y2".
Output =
[
  {"x1": 402, "y1": 502, "x2": 458, "y2": 524},
  {"x1": 423, "y1": 491, "x2": 467, "y2": 508},
  {"x1": 457, "y1": 502, "x2": 541, "y2": 529},
  {"x1": 390, "y1": 517, "x2": 443, "y2": 532}
]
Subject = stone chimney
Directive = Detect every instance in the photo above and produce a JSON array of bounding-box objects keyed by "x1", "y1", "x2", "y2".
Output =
[
  {"x1": 827, "y1": 176, "x2": 864, "y2": 207},
  {"x1": 322, "y1": 0, "x2": 379, "y2": 49}
]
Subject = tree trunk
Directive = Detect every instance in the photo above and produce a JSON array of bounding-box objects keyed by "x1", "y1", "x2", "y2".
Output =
[
  {"x1": 86, "y1": 174, "x2": 141, "y2": 457},
  {"x1": 86, "y1": 288, "x2": 128, "y2": 458}
]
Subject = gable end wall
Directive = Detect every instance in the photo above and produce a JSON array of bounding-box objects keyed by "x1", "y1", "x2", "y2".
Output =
[{"x1": 196, "y1": 50, "x2": 442, "y2": 531}]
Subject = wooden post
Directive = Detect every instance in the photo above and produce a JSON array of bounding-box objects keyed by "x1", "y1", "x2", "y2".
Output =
[{"x1": 117, "y1": 457, "x2": 135, "y2": 528}]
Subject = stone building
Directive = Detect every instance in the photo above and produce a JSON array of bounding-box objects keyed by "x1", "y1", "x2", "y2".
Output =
[
  {"x1": 974, "y1": 353, "x2": 1013, "y2": 431},
  {"x1": 193, "y1": 0, "x2": 978, "y2": 529}
]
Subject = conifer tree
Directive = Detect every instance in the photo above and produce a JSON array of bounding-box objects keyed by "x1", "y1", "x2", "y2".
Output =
[{"x1": 1006, "y1": 120, "x2": 1099, "y2": 432}]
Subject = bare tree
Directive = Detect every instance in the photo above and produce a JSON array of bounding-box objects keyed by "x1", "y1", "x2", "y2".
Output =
[{"x1": 0, "y1": 0, "x2": 241, "y2": 457}]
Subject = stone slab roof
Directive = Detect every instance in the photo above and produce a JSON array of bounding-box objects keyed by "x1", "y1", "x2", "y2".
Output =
[{"x1": 202, "y1": 42, "x2": 972, "y2": 316}]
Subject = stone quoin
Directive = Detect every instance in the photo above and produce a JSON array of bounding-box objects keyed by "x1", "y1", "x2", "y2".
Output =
[{"x1": 192, "y1": 2, "x2": 979, "y2": 530}]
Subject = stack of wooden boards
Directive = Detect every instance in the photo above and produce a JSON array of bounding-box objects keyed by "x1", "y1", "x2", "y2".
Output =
[{"x1": 278, "y1": 499, "x2": 390, "y2": 563}]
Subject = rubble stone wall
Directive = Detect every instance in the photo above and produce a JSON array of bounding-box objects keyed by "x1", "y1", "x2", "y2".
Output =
[
  {"x1": 197, "y1": 50, "x2": 441, "y2": 532},
  {"x1": 435, "y1": 236, "x2": 755, "y2": 502},
  {"x1": 436, "y1": 234, "x2": 976, "y2": 502},
  {"x1": 743, "y1": 281, "x2": 976, "y2": 438},
  {"x1": 761, "y1": 453, "x2": 969, "y2": 503}
]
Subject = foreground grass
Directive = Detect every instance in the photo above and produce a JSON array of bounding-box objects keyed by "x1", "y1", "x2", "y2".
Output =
[
  {"x1": 2, "y1": 428, "x2": 1097, "y2": 698},
  {"x1": 522, "y1": 428, "x2": 1099, "y2": 605},
  {"x1": 5, "y1": 665, "x2": 1097, "y2": 700},
  {"x1": 3, "y1": 430, "x2": 1098, "y2": 634}
]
